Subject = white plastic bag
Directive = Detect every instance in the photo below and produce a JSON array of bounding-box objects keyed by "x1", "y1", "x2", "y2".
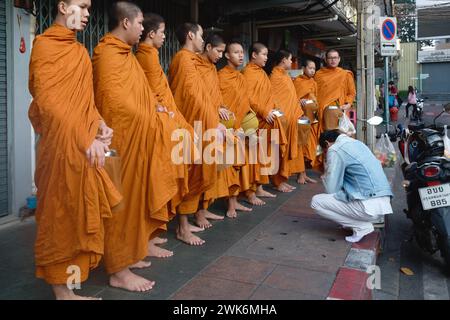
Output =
[
  {"x1": 338, "y1": 113, "x2": 356, "y2": 136},
  {"x1": 444, "y1": 125, "x2": 450, "y2": 158},
  {"x1": 374, "y1": 133, "x2": 397, "y2": 167}
]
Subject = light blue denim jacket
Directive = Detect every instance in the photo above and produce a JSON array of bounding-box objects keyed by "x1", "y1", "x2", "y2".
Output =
[{"x1": 324, "y1": 134, "x2": 393, "y2": 202}]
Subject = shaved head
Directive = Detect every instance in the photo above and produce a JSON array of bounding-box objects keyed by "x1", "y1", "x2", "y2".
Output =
[
  {"x1": 326, "y1": 49, "x2": 340, "y2": 59},
  {"x1": 226, "y1": 41, "x2": 243, "y2": 53},
  {"x1": 303, "y1": 59, "x2": 315, "y2": 67},
  {"x1": 249, "y1": 42, "x2": 267, "y2": 59},
  {"x1": 108, "y1": 1, "x2": 142, "y2": 31}
]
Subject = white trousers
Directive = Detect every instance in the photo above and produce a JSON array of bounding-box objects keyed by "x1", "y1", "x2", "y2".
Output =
[{"x1": 311, "y1": 193, "x2": 380, "y2": 236}]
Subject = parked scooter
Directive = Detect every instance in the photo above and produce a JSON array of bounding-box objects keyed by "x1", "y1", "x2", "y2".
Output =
[
  {"x1": 410, "y1": 98, "x2": 425, "y2": 122},
  {"x1": 397, "y1": 103, "x2": 450, "y2": 271}
]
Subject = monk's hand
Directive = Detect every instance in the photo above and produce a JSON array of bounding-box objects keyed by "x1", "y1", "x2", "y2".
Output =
[
  {"x1": 216, "y1": 123, "x2": 227, "y2": 144},
  {"x1": 156, "y1": 104, "x2": 169, "y2": 113},
  {"x1": 86, "y1": 139, "x2": 109, "y2": 168},
  {"x1": 235, "y1": 128, "x2": 245, "y2": 140},
  {"x1": 219, "y1": 107, "x2": 230, "y2": 121},
  {"x1": 340, "y1": 103, "x2": 351, "y2": 111},
  {"x1": 266, "y1": 110, "x2": 276, "y2": 124},
  {"x1": 97, "y1": 121, "x2": 113, "y2": 146}
]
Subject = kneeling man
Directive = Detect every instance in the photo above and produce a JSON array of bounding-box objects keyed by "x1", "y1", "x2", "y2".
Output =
[{"x1": 311, "y1": 130, "x2": 393, "y2": 243}]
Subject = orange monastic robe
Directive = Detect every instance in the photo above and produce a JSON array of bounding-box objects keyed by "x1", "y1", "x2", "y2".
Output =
[
  {"x1": 242, "y1": 62, "x2": 288, "y2": 186},
  {"x1": 93, "y1": 34, "x2": 179, "y2": 274},
  {"x1": 270, "y1": 66, "x2": 305, "y2": 177},
  {"x1": 135, "y1": 43, "x2": 191, "y2": 209},
  {"x1": 314, "y1": 67, "x2": 356, "y2": 133},
  {"x1": 293, "y1": 75, "x2": 320, "y2": 166},
  {"x1": 169, "y1": 49, "x2": 219, "y2": 213},
  {"x1": 194, "y1": 55, "x2": 240, "y2": 201},
  {"x1": 28, "y1": 24, "x2": 122, "y2": 284},
  {"x1": 218, "y1": 65, "x2": 262, "y2": 192}
]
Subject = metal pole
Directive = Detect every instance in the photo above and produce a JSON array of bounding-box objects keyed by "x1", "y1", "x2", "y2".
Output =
[
  {"x1": 384, "y1": 56, "x2": 390, "y2": 133},
  {"x1": 366, "y1": 0, "x2": 376, "y2": 150},
  {"x1": 356, "y1": 0, "x2": 366, "y2": 143},
  {"x1": 190, "y1": 0, "x2": 199, "y2": 23}
]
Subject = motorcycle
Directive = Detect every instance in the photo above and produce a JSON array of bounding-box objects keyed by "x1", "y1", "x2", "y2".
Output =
[
  {"x1": 410, "y1": 98, "x2": 425, "y2": 122},
  {"x1": 397, "y1": 103, "x2": 450, "y2": 271}
]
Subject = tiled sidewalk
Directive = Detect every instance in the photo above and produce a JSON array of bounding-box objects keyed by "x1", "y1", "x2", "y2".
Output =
[{"x1": 0, "y1": 171, "x2": 354, "y2": 300}]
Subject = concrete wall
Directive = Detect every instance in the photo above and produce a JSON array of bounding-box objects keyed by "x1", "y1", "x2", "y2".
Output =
[{"x1": 7, "y1": 2, "x2": 33, "y2": 216}]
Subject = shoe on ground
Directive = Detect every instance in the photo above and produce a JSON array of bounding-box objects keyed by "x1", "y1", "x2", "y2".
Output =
[{"x1": 345, "y1": 226, "x2": 374, "y2": 243}]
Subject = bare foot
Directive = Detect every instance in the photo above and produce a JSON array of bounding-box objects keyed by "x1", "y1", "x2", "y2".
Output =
[
  {"x1": 283, "y1": 182, "x2": 296, "y2": 190},
  {"x1": 195, "y1": 210, "x2": 213, "y2": 229},
  {"x1": 246, "y1": 193, "x2": 266, "y2": 206},
  {"x1": 52, "y1": 285, "x2": 102, "y2": 300},
  {"x1": 189, "y1": 223, "x2": 205, "y2": 233},
  {"x1": 256, "y1": 186, "x2": 277, "y2": 198},
  {"x1": 148, "y1": 242, "x2": 173, "y2": 258},
  {"x1": 129, "y1": 260, "x2": 152, "y2": 269},
  {"x1": 275, "y1": 184, "x2": 293, "y2": 193},
  {"x1": 109, "y1": 268, "x2": 155, "y2": 292},
  {"x1": 202, "y1": 210, "x2": 225, "y2": 221},
  {"x1": 150, "y1": 237, "x2": 168, "y2": 245},
  {"x1": 235, "y1": 202, "x2": 253, "y2": 212},
  {"x1": 305, "y1": 176, "x2": 318, "y2": 184},
  {"x1": 297, "y1": 173, "x2": 318, "y2": 184},
  {"x1": 297, "y1": 173, "x2": 306, "y2": 185},
  {"x1": 226, "y1": 209, "x2": 237, "y2": 218},
  {"x1": 227, "y1": 197, "x2": 237, "y2": 218},
  {"x1": 176, "y1": 226, "x2": 206, "y2": 246}
]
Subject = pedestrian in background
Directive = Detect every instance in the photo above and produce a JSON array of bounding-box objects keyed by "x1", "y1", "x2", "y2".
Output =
[{"x1": 405, "y1": 85, "x2": 417, "y2": 119}]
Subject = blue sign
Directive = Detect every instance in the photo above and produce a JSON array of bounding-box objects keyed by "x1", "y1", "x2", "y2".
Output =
[{"x1": 382, "y1": 19, "x2": 396, "y2": 41}]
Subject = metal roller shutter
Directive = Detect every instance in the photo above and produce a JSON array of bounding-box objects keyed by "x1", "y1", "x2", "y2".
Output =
[{"x1": 0, "y1": 1, "x2": 8, "y2": 217}]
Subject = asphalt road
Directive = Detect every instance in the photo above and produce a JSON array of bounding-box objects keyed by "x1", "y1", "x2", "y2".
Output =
[{"x1": 374, "y1": 100, "x2": 450, "y2": 300}]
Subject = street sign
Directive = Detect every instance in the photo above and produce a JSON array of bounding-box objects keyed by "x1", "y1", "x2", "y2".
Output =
[
  {"x1": 418, "y1": 48, "x2": 450, "y2": 63},
  {"x1": 380, "y1": 17, "x2": 398, "y2": 56}
]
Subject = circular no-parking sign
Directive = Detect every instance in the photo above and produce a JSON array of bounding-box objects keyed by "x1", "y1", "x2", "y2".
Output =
[{"x1": 382, "y1": 18, "x2": 396, "y2": 41}]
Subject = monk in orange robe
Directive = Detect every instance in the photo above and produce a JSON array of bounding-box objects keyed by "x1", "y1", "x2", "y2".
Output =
[
  {"x1": 93, "y1": 1, "x2": 181, "y2": 292},
  {"x1": 135, "y1": 13, "x2": 200, "y2": 258},
  {"x1": 218, "y1": 42, "x2": 268, "y2": 210},
  {"x1": 293, "y1": 60, "x2": 321, "y2": 177},
  {"x1": 169, "y1": 23, "x2": 226, "y2": 241},
  {"x1": 28, "y1": 0, "x2": 122, "y2": 300},
  {"x1": 242, "y1": 43, "x2": 289, "y2": 193},
  {"x1": 270, "y1": 50, "x2": 315, "y2": 186},
  {"x1": 196, "y1": 34, "x2": 253, "y2": 219},
  {"x1": 314, "y1": 49, "x2": 356, "y2": 134}
]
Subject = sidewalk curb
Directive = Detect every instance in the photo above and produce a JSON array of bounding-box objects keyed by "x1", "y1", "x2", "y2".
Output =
[
  {"x1": 326, "y1": 166, "x2": 395, "y2": 300},
  {"x1": 326, "y1": 231, "x2": 380, "y2": 300}
]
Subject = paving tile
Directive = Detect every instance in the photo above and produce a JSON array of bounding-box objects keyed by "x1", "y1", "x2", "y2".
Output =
[
  {"x1": 201, "y1": 256, "x2": 276, "y2": 284},
  {"x1": 0, "y1": 270, "x2": 53, "y2": 300},
  {"x1": 0, "y1": 243, "x2": 35, "y2": 273},
  {"x1": 280, "y1": 207, "x2": 325, "y2": 220},
  {"x1": 250, "y1": 285, "x2": 323, "y2": 300},
  {"x1": 227, "y1": 215, "x2": 350, "y2": 273},
  {"x1": 262, "y1": 265, "x2": 335, "y2": 298},
  {"x1": 171, "y1": 276, "x2": 257, "y2": 300},
  {"x1": 95, "y1": 287, "x2": 155, "y2": 300},
  {"x1": 0, "y1": 219, "x2": 36, "y2": 247},
  {"x1": 328, "y1": 268, "x2": 372, "y2": 300}
]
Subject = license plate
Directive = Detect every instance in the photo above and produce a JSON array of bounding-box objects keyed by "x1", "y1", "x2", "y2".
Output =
[{"x1": 419, "y1": 183, "x2": 450, "y2": 210}]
